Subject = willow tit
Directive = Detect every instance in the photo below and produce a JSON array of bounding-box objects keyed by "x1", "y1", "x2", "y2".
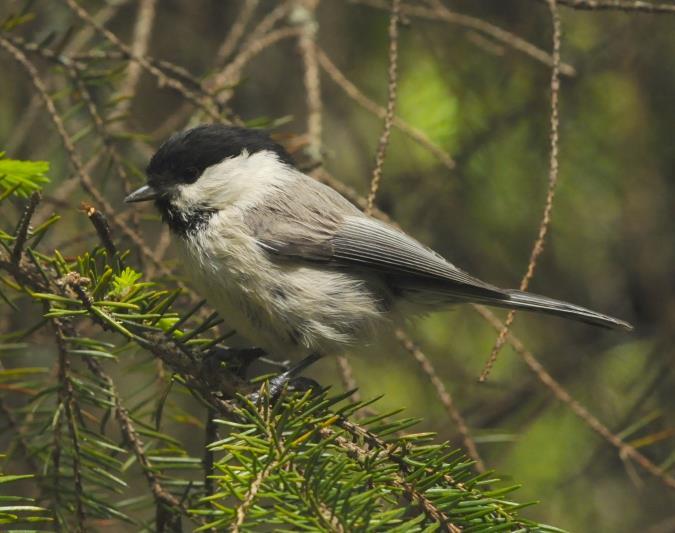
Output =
[{"x1": 125, "y1": 124, "x2": 632, "y2": 380}]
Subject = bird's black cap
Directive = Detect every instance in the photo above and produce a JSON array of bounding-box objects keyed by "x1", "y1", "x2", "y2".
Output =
[{"x1": 145, "y1": 124, "x2": 294, "y2": 188}]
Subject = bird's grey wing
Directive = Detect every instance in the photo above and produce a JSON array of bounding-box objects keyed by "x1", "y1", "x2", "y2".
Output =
[{"x1": 246, "y1": 175, "x2": 506, "y2": 300}]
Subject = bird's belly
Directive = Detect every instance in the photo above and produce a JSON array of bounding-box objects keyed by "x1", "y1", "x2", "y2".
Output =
[{"x1": 178, "y1": 229, "x2": 388, "y2": 359}]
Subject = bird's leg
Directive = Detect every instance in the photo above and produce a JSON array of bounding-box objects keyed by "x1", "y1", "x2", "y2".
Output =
[{"x1": 250, "y1": 352, "x2": 323, "y2": 403}]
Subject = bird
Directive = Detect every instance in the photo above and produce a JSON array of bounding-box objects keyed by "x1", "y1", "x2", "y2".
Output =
[{"x1": 125, "y1": 124, "x2": 632, "y2": 391}]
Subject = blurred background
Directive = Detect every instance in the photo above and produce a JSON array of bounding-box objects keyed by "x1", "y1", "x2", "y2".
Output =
[{"x1": 1, "y1": 0, "x2": 674, "y2": 531}]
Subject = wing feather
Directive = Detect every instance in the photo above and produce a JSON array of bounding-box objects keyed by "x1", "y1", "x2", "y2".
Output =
[{"x1": 248, "y1": 175, "x2": 505, "y2": 299}]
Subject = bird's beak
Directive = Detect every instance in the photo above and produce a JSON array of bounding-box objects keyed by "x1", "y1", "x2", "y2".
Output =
[{"x1": 124, "y1": 184, "x2": 159, "y2": 203}]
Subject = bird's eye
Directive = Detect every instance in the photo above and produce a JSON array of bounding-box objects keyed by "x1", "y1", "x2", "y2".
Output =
[{"x1": 185, "y1": 166, "x2": 199, "y2": 182}]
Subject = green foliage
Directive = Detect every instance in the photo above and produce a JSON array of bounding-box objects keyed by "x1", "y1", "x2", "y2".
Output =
[
  {"x1": 109, "y1": 267, "x2": 144, "y2": 300},
  {"x1": 0, "y1": 456, "x2": 51, "y2": 528},
  {"x1": 0, "y1": 152, "x2": 50, "y2": 198},
  {"x1": 197, "y1": 391, "x2": 563, "y2": 532}
]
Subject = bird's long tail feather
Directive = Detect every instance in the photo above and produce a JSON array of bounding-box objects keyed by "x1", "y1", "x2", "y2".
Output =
[{"x1": 482, "y1": 289, "x2": 633, "y2": 331}]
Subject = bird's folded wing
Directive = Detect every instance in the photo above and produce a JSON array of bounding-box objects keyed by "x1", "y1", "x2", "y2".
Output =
[{"x1": 248, "y1": 178, "x2": 506, "y2": 300}]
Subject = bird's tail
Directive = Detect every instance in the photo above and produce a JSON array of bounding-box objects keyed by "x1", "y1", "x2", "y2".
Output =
[{"x1": 482, "y1": 289, "x2": 633, "y2": 332}]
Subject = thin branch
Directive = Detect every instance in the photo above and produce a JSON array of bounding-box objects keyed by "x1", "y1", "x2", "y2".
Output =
[
  {"x1": 479, "y1": 0, "x2": 562, "y2": 382},
  {"x1": 61, "y1": 0, "x2": 222, "y2": 120},
  {"x1": 116, "y1": 0, "x2": 158, "y2": 116},
  {"x1": 216, "y1": 0, "x2": 260, "y2": 65},
  {"x1": 0, "y1": 35, "x2": 184, "y2": 283},
  {"x1": 212, "y1": 27, "x2": 303, "y2": 105},
  {"x1": 395, "y1": 329, "x2": 485, "y2": 472},
  {"x1": 11, "y1": 192, "x2": 40, "y2": 265},
  {"x1": 474, "y1": 304, "x2": 675, "y2": 490},
  {"x1": 353, "y1": 0, "x2": 576, "y2": 76},
  {"x1": 366, "y1": 0, "x2": 401, "y2": 214},
  {"x1": 232, "y1": 458, "x2": 279, "y2": 532},
  {"x1": 317, "y1": 49, "x2": 455, "y2": 170},
  {"x1": 335, "y1": 355, "x2": 361, "y2": 403},
  {"x1": 294, "y1": 0, "x2": 323, "y2": 160},
  {"x1": 554, "y1": 0, "x2": 675, "y2": 12},
  {"x1": 322, "y1": 424, "x2": 461, "y2": 533},
  {"x1": 53, "y1": 323, "x2": 86, "y2": 532},
  {"x1": 81, "y1": 203, "x2": 117, "y2": 257}
]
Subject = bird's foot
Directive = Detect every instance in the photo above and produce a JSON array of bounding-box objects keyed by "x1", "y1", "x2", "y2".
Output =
[{"x1": 247, "y1": 353, "x2": 323, "y2": 405}]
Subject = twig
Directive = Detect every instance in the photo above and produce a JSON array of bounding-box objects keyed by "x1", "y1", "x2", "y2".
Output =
[
  {"x1": 11, "y1": 192, "x2": 40, "y2": 265},
  {"x1": 554, "y1": 0, "x2": 675, "y2": 12},
  {"x1": 335, "y1": 355, "x2": 362, "y2": 405},
  {"x1": 213, "y1": 27, "x2": 303, "y2": 105},
  {"x1": 353, "y1": 0, "x2": 576, "y2": 76},
  {"x1": 81, "y1": 203, "x2": 116, "y2": 257},
  {"x1": 232, "y1": 458, "x2": 279, "y2": 532},
  {"x1": 474, "y1": 304, "x2": 675, "y2": 490},
  {"x1": 116, "y1": 0, "x2": 158, "y2": 116},
  {"x1": 0, "y1": 35, "x2": 184, "y2": 283},
  {"x1": 322, "y1": 423, "x2": 461, "y2": 533},
  {"x1": 479, "y1": 0, "x2": 562, "y2": 382},
  {"x1": 65, "y1": 65, "x2": 136, "y2": 196},
  {"x1": 61, "y1": 0, "x2": 221, "y2": 120},
  {"x1": 53, "y1": 323, "x2": 86, "y2": 532},
  {"x1": 203, "y1": 409, "x2": 216, "y2": 499},
  {"x1": 216, "y1": 0, "x2": 260, "y2": 64},
  {"x1": 395, "y1": 329, "x2": 485, "y2": 472},
  {"x1": 317, "y1": 49, "x2": 455, "y2": 170},
  {"x1": 293, "y1": 0, "x2": 323, "y2": 161},
  {"x1": 366, "y1": 0, "x2": 401, "y2": 214}
]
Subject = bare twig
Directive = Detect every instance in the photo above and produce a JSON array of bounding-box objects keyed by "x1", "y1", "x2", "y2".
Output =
[
  {"x1": 82, "y1": 203, "x2": 117, "y2": 257},
  {"x1": 554, "y1": 0, "x2": 675, "y2": 12},
  {"x1": 116, "y1": 0, "x2": 158, "y2": 116},
  {"x1": 0, "y1": 35, "x2": 183, "y2": 283},
  {"x1": 474, "y1": 304, "x2": 675, "y2": 490},
  {"x1": 216, "y1": 0, "x2": 260, "y2": 65},
  {"x1": 11, "y1": 192, "x2": 40, "y2": 265},
  {"x1": 353, "y1": 0, "x2": 576, "y2": 76},
  {"x1": 232, "y1": 458, "x2": 279, "y2": 532},
  {"x1": 293, "y1": 0, "x2": 323, "y2": 160},
  {"x1": 61, "y1": 0, "x2": 221, "y2": 120},
  {"x1": 366, "y1": 0, "x2": 401, "y2": 213},
  {"x1": 479, "y1": 0, "x2": 562, "y2": 382},
  {"x1": 317, "y1": 49, "x2": 455, "y2": 170},
  {"x1": 395, "y1": 329, "x2": 486, "y2": 472},
  {"x1": 212, "y1": 26, "x2": 303, "y2": 105},
  {"x1": 53, "y1": 323, "x2": 86, "y2": 532}
]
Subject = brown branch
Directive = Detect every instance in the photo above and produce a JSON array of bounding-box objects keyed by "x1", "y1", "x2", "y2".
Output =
[
  {"x1": 480, "y1": 0, "x2": 563, "y2": 382},
  {"x1": 353, "y1": 0, "x2": 576, "y2": 76},
  {"x1": 317, "y1": 49, "x2": 455, "y2": 170},
  {"x1": 474, "y1": 304, "x2": 675, "y2": 490},
  {"x1": 61, "y1": 0, "x2": 221, "y2": 120},
  {"x1": 81, "y1": 204, "x2": 117, "y2": 257},
  {"x1": 53, "y1": 323, "x2": 86, "y2": 532},
  {"x1": 116, "y1": 0, "x2": 158, "y2": 116},
  {"x1": 554, "y1": 0, "x2": 675, "y2": 12},
  {"x1": 395, "y1": 329, "x2": 486, "y2": 472},
  {"x1": 321, "y1": 423, "x2": 462, "y2": 533},
  {"x1": 212, "y1": 26, "x2": 303, "y2": 105},
  {"x1": 0, "y1": 35, "x2": 186, "y2": 284},
  {"x1": 294, "y1": 0, "x2": 323, "y2": 160},
  {"x1": 366, "y1": 0, "x2": 401, "y2": 214},
  {"x1": 11, "y1": 192, "x2": 40, "y2": 265},
  {"x1": 231, "y1": 458, "x2": 279, "y2": 532},
  {"x1": 216, "y1": 0, "x2": 260, "y2": 65}
]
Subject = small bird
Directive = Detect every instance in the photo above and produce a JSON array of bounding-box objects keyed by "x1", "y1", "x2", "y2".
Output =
[{"x1": 126, "y1": 124, "x2": 632, "y2": 387}]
